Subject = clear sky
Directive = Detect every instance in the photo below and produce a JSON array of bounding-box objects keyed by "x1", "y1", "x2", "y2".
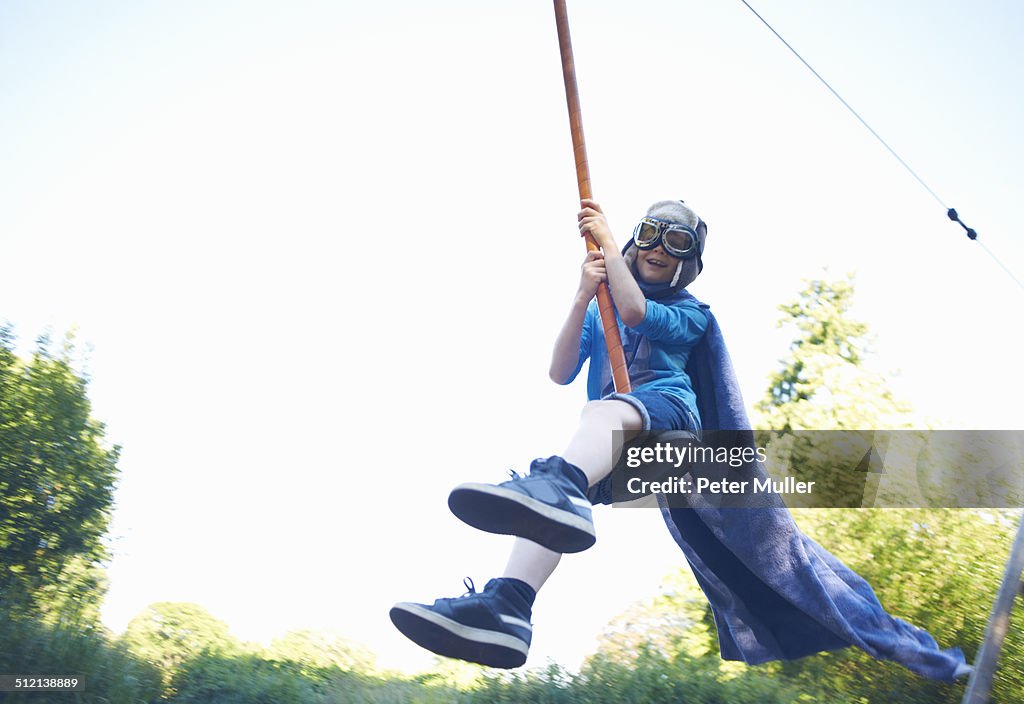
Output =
[{"x1": 2, "y1": 0, "x2": 1022, "y2": 674}]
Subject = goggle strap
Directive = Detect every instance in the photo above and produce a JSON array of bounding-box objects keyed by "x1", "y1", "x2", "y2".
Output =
[{"x1": 678, "y1": 200, "x2": 707, "y2": 255}]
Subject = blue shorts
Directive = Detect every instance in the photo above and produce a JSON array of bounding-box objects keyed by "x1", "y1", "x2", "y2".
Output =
[
  {"x1": 603, "y1": 388, "x2": 701, "y2": 434},
  {"x1": 587, "y1": 389, "x2": 699, "y2": 506}
]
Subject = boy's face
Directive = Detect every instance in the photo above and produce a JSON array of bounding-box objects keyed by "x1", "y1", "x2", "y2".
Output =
[{"x1": 635, "y1": 244, "x2": 679, "y2": 284}]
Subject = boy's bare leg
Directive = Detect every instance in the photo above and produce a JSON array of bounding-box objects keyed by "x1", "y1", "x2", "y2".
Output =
[
  {"x1": 500, "y1": 399, "x2": 642, "y2": 592},
  {"x1": 502, "y1": 538, "x2": 562, "y2": 592},
  {"x1": 390, "y1": 399, "x2": 646, "y2": 667},
  {"x1": 561, "y1": 399, "x2": 644, "y2": 487}
]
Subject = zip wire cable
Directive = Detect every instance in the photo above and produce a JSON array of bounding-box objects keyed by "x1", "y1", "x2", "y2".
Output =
[
  {"x1": 739, "y1": 0, "x2": 946, "y2": 209},
  {"x1": 977, "y1": 239, "x2": 1024, "y2": 290},
  {"x1": 738, "y1": 0, "x2": 1024, "y2": 293}
]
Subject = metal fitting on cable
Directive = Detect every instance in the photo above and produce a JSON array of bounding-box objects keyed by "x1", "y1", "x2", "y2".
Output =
[{"x1": 947, "y1": 208, "x2": 978, "y2": 240}]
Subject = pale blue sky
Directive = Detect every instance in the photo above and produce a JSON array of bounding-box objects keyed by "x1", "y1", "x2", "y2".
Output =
[{"x1": 2, "y1": 0, "x2": 1022, "y2": 673}]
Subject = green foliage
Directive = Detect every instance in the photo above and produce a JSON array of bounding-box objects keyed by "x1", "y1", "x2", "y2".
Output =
[
  {"x1": 121, "y1": 602, "x2": 242, "y2": 678},
  {"x1": 0, "y1": 327, "x2": 118, "y2": 622},
  {"x1": 783, "y1": 508, "x2": 1024, "y2": 703},
  {"x1": 168, "y1": 650, "x2": 472, "y2": 704},
  {"x1": 752, "y1": 275, "x2": 917, "y2": 507},
  {"x1": 579, "y1": 648, "x2": 817, "y2": 704},
  {"x1": 0, "y1": 326, "x2": 164, "y2": 703},
  {"x1": 168, "y1": 652, "x2": 330, "y2": 704},
  {"x1": 754, "y1": 275, "x2": 913, "y2": 431},
  {"x1": 119, "y1": 605, "x2": 470, "y2": 703},
  {"x1": 269, "y1": 629, "x2": 377, "y2": 674},
  {"x1": 592, "y1": 567, "x2": 717, "y2": 665},
  {"x1": 582, "y1": 509, "x2": 1022, "y2": 703},
  {"x1": 457, "y1": 650, "x2": 826, "y2": 704},
  {"x1": 0, "y1": 608, "x2": 163, "y2": 704}
]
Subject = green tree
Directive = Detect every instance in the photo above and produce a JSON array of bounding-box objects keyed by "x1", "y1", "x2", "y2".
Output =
[
  {"x1": 121, "y1": 602, "x2": 240, "y2": 677},
  {"x1": 754, "y1": 274, "x2": 912, "y2": 431},
  {"x1": 752, "y1": 275, "x2": 917, "y2": 507},
  {"x1": 0, "y1": 326, "x2": 119, "y2": 622},
  {"x1": 589, "y1": 568, "x2": 717, "y2": 666}
]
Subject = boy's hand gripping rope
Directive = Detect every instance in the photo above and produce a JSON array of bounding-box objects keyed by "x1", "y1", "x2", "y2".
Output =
[{"x1": 553, "y1": 0, "x2": 631, "y2": 393}]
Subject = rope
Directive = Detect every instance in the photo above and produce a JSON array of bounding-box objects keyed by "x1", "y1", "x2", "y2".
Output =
[{"x1": 738, "y1": 0, "x2": 1023, "y2": 294}]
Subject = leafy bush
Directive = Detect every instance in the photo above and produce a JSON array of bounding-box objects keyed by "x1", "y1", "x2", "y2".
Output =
[
  {"x1": 0, "y1": 609, "x2": 163, "y2": 704},
  {"x1": 167, "y1": 652, "x2": 329, "y2": 704}
]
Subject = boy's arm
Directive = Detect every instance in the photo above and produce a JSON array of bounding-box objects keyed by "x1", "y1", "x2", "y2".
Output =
[
  {"x1": 577, "y1": 199, "x2": 646, "y2": 327},
  {"x1": 550, "y1": 250, "x2": 605, "y2": 384}
]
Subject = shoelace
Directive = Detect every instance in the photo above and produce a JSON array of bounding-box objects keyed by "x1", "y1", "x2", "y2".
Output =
[
  {"x1": 507, "y1": 469, "x2": 526, "y2": 481},
  {"x1": 461, "y1": 577, "x2": 476, "y2": 596}
]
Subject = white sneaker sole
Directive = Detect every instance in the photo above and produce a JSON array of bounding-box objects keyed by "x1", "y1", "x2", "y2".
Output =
[
  {"x1": 389, "y1": 602, "x2": 529, "y2": 668},
  {"x1": 448, "y1": 482, "x2": 596, "y2": 553}
]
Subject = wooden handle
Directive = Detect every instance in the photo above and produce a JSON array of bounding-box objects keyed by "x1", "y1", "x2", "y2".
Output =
[{"x1": 553, "y1": 0, "x2": 631, "y2": 394}]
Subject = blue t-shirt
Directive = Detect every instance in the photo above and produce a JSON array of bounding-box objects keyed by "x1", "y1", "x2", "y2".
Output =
[{"x1": 563, "y1": 292, "x2": 709, "y2": 421}]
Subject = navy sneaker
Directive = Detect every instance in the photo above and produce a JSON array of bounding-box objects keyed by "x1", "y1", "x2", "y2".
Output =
[
  {"x1": 448, "y1": 456, "x2": 596, "y2": 553},
  {"x1": 389, "y1": 578, "x2": 533, "y2": 668}
]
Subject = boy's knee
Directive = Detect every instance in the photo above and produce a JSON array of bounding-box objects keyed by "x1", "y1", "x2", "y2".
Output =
[
  {"x1": 579, "y1": 400, "x2": 616, "y2": 420},
  {"x1": 580, "y1": 399, "x2": 643, "y2": 432}
]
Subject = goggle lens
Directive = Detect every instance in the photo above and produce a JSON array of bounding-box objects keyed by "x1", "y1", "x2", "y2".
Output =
[
  {"x1": 663, "y1": 228, "x2": 694, "y2": 255},
  {"x1": 634, "y1": 221, "x2": 662, "y2": 248}
]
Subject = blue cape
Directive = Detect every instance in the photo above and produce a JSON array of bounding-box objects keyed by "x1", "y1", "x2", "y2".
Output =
[{"x1": 659, "y1": 300, "x2": 968, "y2": 680}]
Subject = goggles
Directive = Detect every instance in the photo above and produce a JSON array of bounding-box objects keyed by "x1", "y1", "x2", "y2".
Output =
[{"x1": 632, "y1": 217, "x2": 700, "y2": 259}]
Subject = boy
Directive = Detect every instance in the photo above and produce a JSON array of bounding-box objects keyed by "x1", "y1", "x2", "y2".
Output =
[
  {"x1": 390, "y1": 198, "x2": 709, "y2": 668},
  {"x1": 390, "y1": 196, "x2": 972, "y2": 682}
]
